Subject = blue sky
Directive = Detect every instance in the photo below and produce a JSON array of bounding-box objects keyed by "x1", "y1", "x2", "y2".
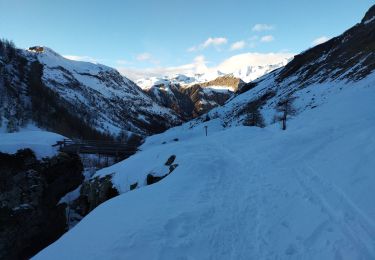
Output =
[{"x1": 0, "y1": 0, "x2": 373, "y2": 78}]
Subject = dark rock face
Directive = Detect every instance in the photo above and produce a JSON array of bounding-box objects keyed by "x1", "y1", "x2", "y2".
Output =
[
  {"x1": 199, "y1": 75, "x2": 245, "y2": 92},
  {"x1": 67, "y1": 155, "x2": 178, "y2": 227},
  {"x1": 0, "y1": 149, "x2": 83, "y2": 260},
  {"x1": 362, "y1": 5, "x2": 375, "y2": 23},
  {"x1": 165, "y1": 155, "x2": 176, "y2": 166},
  {"x1": 147, "y1": 84, "x2": 195, "y2": 119},
  {"x1": 72, "y1": 174, "x2": 119, "y2": 217},
  {"x1": 146, "y1": 82, "x2": 234, "y2": 120},
  {"x1": 181, "y1": 84, "x2": 232, "y2": 117}
]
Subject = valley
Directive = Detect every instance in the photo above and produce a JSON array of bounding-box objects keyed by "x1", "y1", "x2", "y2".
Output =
[{"x1": 0, "y1": 2, "x2": 375, "y2": 260}]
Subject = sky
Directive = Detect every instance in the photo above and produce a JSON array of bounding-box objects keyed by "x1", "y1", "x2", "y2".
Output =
[{"x1": 0, "y1": 0, "x2": 373, "y2": 79}]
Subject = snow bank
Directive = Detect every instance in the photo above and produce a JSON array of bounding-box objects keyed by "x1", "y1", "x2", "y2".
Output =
[
  {"x1": 0, "y1": 129, "x2": 64, "y2": 158},
  {"x1": 34, "y1": 79, "x2": 375, "y2": 259}
]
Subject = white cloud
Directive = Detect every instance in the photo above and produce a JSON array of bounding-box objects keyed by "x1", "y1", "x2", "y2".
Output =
[
  {"x1": 230, "y1": 41, "x2": 246, "y2": 51},
  {"x1": 116, "y1": 59, "x2": 130, "y2": 65},
  {"x1": 214, "y1": 52, "x2": 293, "y2": 74},
  {"x1": 312, "y1": 36, "x2": 330, "y2": 46},
  {"x1": 118, "y1": 52, "x2": 294, "y2": 81},
  {"x1": 252, "y1": 24, "x2": 274, "y2": 32},
  {"x1": 187, "y1": 46, "x2": 198, "y2": 52},
  {"x1": 63, "y1": 55, "x2": 100, "y2": 63},
  {"x1": 135, "y1": 52, "x2": 160, "y2": 65},
  {"x1": 260, "y1": 35, "x2": 274, "y2": 43},
  {"x1": 203, "y1": 37, "x2": 227, "y2": 48},
  {"x1": 118, "y1": 55, "x2": 208, "y2": 80},
  {"x1": 136, "y1": 52, "x2": 152, "y2": 61},
  {"x1": 188, "y1": 37, "x2": 228, "y2": 52}
]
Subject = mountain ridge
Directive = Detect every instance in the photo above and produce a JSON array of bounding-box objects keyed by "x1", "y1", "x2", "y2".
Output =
[{"x1": 33, "y1": 5, "x2": 375, "y2": 259}]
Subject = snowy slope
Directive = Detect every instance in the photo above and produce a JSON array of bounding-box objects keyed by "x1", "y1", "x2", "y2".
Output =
[
  {"x1": 0, "y1": 127, "x2": 64, "y2": 158},
  {"x1": 198, "y1": 6, "x2": 375, "y2": 129},
  {"x1": 34, "y1": 77, "x2": 375, "y2": 259},
  {"x1": 30, "y1": 48, "x2": 181, "y2": 136},
  {"x1": 33, "y1": 5, "x2": 375, "y2": 259},
  {"x1": 136, "y1": 53, "x2": 292, "y2": 90}
]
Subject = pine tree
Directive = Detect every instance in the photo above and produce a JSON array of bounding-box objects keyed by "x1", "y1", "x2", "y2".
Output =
[
  {"x1": 276, "y1": 96, "x2": 296, "y2": 130},
  {"x1": 242, "y1": 100, "x2": 265, "y2": 127},
  {"x1": 6, "y1": 118, "x2": 19, "y2": 133}
]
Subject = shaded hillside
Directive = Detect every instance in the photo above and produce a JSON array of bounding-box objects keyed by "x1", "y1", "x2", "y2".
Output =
[
  {"x1": 0, "y1": 43, "x2": 182, "y2": 141},
  {"x1": 144, "y1": 75, "x2": 244, "y2": 119}
]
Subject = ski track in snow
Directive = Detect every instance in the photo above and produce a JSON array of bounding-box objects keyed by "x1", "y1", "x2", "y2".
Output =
[
  {"x1": 33, "y1": 73, "x2": 375, "y2": 259},
  {"x1": 295, "y1": 164, "x2": 375, "y2": 259}
]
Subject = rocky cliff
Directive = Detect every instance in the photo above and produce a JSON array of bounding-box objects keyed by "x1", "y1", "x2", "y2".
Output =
[{"x1": 0, "y1": 149, "x2": 83, "y2": 259}]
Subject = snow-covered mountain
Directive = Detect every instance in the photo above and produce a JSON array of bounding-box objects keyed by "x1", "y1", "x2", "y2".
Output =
[
  {"x1": 0, "y1": 45, "x2": 182, "y2": 141},
  {"x1": 143, "y1": 75, "x2": 244, "y2": 119},
  {"x1": 136, "y1": 59, "x2": 289, "y2": 90},
  {"x1": 136, "y1": 57, "x2": 289, "y2": 119},
  {"x1": 34, "y1": 4, "x2": 375, "y2": 260}
]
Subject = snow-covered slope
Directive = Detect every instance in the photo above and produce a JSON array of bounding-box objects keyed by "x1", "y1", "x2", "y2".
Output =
[
  {"x1": 136, "y1": 59, "x2": 290, "y2": 90},
  {"x1": 33, "y1": 5, "x2": 375, "y2": 259},
  {"x1": 0, "y1": 126, "x2": 64, "y2": 159},
  {"x1": 34, "y1": 5, "x2": 375, "y2": 259},
  {"x1": 198, "y1": 5, "x2": 375, "y2": 128},
  {"x1": 34, "y1": 75, "x2": 375, "y2": 259},
  {"x1": 31, "y1": 47, "x2": 181, "y2": 136},
  {"x1": 138, "y1": 58, "x2": 289, "y2": 120},
  {"x1": 0, "y1": 44, "x2": 181, "y2": 140}
]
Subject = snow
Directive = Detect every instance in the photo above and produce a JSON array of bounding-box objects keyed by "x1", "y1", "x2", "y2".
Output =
[
  {"x1": 201, "y1": 85, "x2": 235, "y2": 93},
  {"x1": 136, "y1": 59, "x2": 290, "y2": 90},
  {"x1": 0, "y1": 128, "x2": 64, "y2": 158},
  {"x1": 24, "y1": 46, "x2": 180, "y2": 136},
  {"x1": 34, "y1": 77, "x2": 375, "y2": 259},
  {"x1": 363, "y1": 16, "x2": 375, "y2": 25}
]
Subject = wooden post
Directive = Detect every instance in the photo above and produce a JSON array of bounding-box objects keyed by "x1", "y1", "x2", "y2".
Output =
[{"x1": 204, "y1": 126, "x2": 208, "y2": 136}]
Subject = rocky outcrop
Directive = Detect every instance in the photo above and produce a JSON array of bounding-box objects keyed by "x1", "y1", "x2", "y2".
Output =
[
  {"x1": 199, "y1": 75, "x2": 245, "y2": 92},
  {"x1": 69, "y1": 155, "x2": 178, "y2": 221},
  {"x1": 145, "y1": 77, "x2": 239, "y2": 119},
  {"x1": 180, "y1": 84, "x2": 233, "y2": 117},
  {"x1": 0, "y1": 149, "x2": 83, "y2": 259},
  {"x1": 146, "y1": 84, "x2": 195, "y2": 119},
  {"x1": 146, "y1": 154, "x2": 178, "y2": 185},
  {"x1": 73, "y1": 174, "x2": 119, "y2": 217}
]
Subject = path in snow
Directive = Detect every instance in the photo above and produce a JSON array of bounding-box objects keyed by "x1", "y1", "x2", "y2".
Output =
[{"x1": 34, "y1": 84, "x2": 375, "y2": 259}]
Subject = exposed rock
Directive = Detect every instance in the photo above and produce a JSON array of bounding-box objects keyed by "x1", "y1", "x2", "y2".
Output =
[
  {"x1": 165, "y1": 155, "x2": 176, "y2": 166},
  {"x1": 362, "y1": 5, "x2": 375, "y2": 23},
  {"x1": 130, "y1": 182, "x2": 138, "y2": 190},
  {"x1": 199, "y1": 75, "x2": 245, "y2": 92},
  {"x1": 180, "y1": 84, "x2": 233, "y2": 117},
  {"x1": 168, "y1": 164, "x2": 178, "y2": 173},
  {"x1": 277, "y1": 11, "x2": 375, "y2": 85},
  {"x1": 144, "y1": 76, "x2": 240, "y2": 120},
  {"x1": 0, "y1": 149, "x2": 83, "y2": 259},
  {"x1": 146, "y1": 155, "x2": 178, "y2": 185},
  {"x1": 28, "y1": 46, "x2": 44, "y2": 53},
  {"x1": 73, "y1": 174, "x2": 119, "y2": 217},
  {"x1": 146, "y1": 173, "x2": 165, "y2": 185}
]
